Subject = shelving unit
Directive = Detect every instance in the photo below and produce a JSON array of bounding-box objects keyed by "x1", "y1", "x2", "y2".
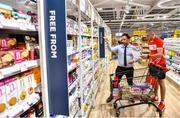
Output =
[
  {"x1": 164, "y1": 38, "x2": 180, "y2": 86},
  {"x1": 0, "y1": 1, "x2": 42, "y2": 117},
  {"x1": 66, "y1": 0, "x2": 110, "y2": 117}
]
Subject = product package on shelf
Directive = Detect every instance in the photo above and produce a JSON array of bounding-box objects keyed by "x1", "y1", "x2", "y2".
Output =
[
  {"x1": 4, "y1": 77, "x2": 18, "y2": 109},
  {"x1": 23, "y1": 71, "x2": 36, "y2": 97},
  {"x1": 32, "y1": 67, "x2": 41, "y2": 85},
  {"x1": 0, "y1": 81, "x2": 7, "y2": 113},
  {"x1": 16, "y1": 75, "x2": 27, "y2": 103}
]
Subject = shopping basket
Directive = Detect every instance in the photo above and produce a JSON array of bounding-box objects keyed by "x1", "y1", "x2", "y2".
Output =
[{"x1": 110, "y1": 67, "x2": 164, "y2": 117}]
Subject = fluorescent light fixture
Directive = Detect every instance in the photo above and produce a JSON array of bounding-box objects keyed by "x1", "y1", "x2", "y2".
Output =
[{"x1": 157, "y1": 0, "x2": 180, "y2": 8}]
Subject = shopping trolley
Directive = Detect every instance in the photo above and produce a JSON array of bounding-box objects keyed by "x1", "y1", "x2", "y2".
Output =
[{"x1": 110, "y1": 67, "x2": 164, "y2": 117}]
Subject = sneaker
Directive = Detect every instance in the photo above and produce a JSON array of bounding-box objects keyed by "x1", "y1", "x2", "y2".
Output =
[
  {"x1": 151, "y1": 97, "x2": 159, "y2": 102},
  {"x1": 158, "y1": 102, "x2": 165, "y2": 111},
  {"x1": 106, "y1": 96, "x2": 113, "y2": 103}
]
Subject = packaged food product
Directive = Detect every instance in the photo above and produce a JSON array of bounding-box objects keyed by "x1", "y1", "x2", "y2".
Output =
[
  {"x1": 0, "y1": 51, "x2": 13, "y2": 67},
  {"x1": 0, "y1": 81, "x2": 7, "y2": 113},
  {"x1": 23, "y1": 71, "x2": 36, "y2": 96},
  {"x1": 16, "y1": 75, "x2": 27, "y2": 103},
  {"x1": 0, "y1": 38, "x2": 17, "y2": 50},
  {"x1": 34, "y1": 101, "x2": 43, "y2": 117},
  {"x1": 32, "y1": 67, "x2": 41, "y2": 84},
  {"x1": 4, "y1": 77, "x2": 18, "y2": 109}
]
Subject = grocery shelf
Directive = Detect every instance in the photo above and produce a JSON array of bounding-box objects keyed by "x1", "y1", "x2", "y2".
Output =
[
  {"x1": 84, "y1": 73, "x2": 94, "y2": 87},
  {"x1": 69, "y1": 92, "x2": 79, "y2": 107},
  {"x1": 67, "y1": 50, "x2": 79, "y2": 56},
  {"x1": 84, "y1": 101, "x2": 93, "y2": 118},
  {"x1": 82, "y1": 34, "x2": 91, "y2": 37},
  {"x1": 68, "y1": 63, "x2": 79, "y2": 73},
  {"x1": 166, "y1": 71, "x2": 180, "y2": 85},
  {"x1": 82, "y1": 55, "x2": 91, "y2": 62},
  {"x1": 83, "y1": 66, "x2": 93, "y2": 76},
  {"x1": 94, "y1": 67, "x2": 99, "y2": 74},
  {"x1": 69, "y1": 78, "x2": 80, "y2": 93},
  {"x1": 83, "y1": 82, "x2": 96, "y2": 104},
  {"x1": 1, "y1": 93, "x2": 40, "y2": 117},
  {"x1": 82, "y1": 46, "x2": 92, "y2": 51},
  {"x1": 0, "y1": 20, "x2": 37, "y2": 32},
  {"x1": 0, "y1": 59, "x2": 40, "y2": 80}
]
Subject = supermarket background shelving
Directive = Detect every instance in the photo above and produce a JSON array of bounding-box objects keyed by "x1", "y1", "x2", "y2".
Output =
[{"x1": 66, "y1": 0, "x2": 111, "y2": 117}]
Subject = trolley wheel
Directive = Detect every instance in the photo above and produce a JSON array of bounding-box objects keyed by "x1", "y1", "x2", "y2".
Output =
[
  {"x1": 116, "y1": 111, "x2": 120, "y2": 117},
  {"x1": 113, "y1": 103, "x2": 117, "y2": 109}
]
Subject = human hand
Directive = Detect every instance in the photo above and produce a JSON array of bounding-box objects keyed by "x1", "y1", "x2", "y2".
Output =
[
  {"x1": 140, "y1": 54, "x2": 148, "y2": 59},
  {"x1": 104, "y1": 37, "x2": 109, "y2": 44},
  {"x1": 128, "y1": 60, "x2": 134, "y2": 64}
]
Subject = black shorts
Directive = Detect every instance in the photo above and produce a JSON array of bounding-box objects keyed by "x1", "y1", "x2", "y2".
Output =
[{"x1": 149, "y1": 65, "x2": 166, "y2": 79}]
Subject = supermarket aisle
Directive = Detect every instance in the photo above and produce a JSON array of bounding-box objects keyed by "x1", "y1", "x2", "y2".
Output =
[{"x1": 89, "y1": 61, "x2": 180, "y2": 118}]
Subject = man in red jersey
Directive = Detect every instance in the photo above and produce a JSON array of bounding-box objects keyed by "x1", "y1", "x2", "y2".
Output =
[{"x1": 141, "y1": 31, "x2": 166, "y2": 111}]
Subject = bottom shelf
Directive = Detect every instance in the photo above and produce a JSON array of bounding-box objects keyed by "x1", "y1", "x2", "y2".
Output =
[{"x1": 1, "y1": 93, "x2": 40, "y2": 117}]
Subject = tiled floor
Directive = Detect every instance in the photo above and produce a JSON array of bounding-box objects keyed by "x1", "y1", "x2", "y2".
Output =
[{"x1": 89, "y1": 61, "x2": 180, "y2": 118}]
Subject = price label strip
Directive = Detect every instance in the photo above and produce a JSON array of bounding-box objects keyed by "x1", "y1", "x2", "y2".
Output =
[{"x1": 20, "y1": 64, "x2": 28, "y2": 72}]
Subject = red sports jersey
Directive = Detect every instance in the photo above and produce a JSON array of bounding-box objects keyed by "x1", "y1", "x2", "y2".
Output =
[{"x1": 148, "y1": 37, "x2": 166, "y2": 67}]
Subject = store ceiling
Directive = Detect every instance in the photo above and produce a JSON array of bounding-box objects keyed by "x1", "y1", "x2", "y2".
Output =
[{"x1": 90, "y1": 0, "x2": 180, "y2": 35}]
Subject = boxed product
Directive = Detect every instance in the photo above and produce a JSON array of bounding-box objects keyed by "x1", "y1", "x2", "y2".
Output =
[
  {"x1": 0, "y1": 38, "x2": 17, "y2": 50},
  {"x1": 0, "y1": 81, "x2": 7, "y2": 113},
  {"x1": 5, "y1": 77, "x2": 18, "y2": 109},
  {"x1": 16, "y1": 75, "x2": 27, "y2": 103},
  {"x1": 0, "y1": 51, "x2": 14, "y2": 68},
  {"x1": 0, "y1": 49, "x2": 29, "y2": 68},
  {"x1": 32, "y1": 67, "x2": 41, "y2": 85},
  {"x1": 23, "y1": 71, "x2": 36, "y2": 96}
]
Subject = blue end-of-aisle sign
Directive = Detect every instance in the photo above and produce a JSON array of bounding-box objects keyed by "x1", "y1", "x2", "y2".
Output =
[
  {"x1": 44, "y1": 0, "x2": 69, "y2": 116},
  {"x1": 99, "y1": 27, "x2": 105, "y2": 58}
]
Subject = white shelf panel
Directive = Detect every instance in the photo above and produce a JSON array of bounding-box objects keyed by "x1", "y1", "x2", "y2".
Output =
[
  {"x1": 84, "y1": 73, "x2": 93, "y2": 87},
  {"x1": 82, "y1": 46, "x2": 92, "y2": 51},
  {"x1": 69, "y1": 78, "x2": 79, "y2": 93},
  {"x1": 69, "y1": 92, "x2": 79, "y2": 107},
  {"x1": 67, "y1": 50, "x2": 79, "y2": 56},
  {"x1": 0, "y1": 60, "x2": 40, "y2": 80},
  {"x1": 1, "y1": 93, "x2": 40, "y2": 117},
  {"x1": 167, "y1": 71, "x2": 180, "y2": 85},
  {"x1": 82, "y1": 66, "x2": 93, "y2": 76},
  {"x1": 68, "y1": 63, "x2": 79, "y2": 73},
  {"x1": 0, "y1": 20, "x2": 36, "y2": 31},
  {"x1": 82, "y1": 55, "x2": 91, "y2": 62}
]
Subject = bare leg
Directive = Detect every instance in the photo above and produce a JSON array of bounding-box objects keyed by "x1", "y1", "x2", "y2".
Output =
[
  {"x1": 154, "y1": 80, "x2": 159, "y2": 97},
  {"x1": 159, "y1": 79, "x2": 166, "y2": 101}
]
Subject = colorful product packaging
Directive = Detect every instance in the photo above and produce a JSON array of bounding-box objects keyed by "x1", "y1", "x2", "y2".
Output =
[
  {"x1": 0, "y1": 81, "x2": 7, "y2": 113},
  {"x1": 0, "y1": 38, "x2": 17, "y2": 50},
  {"x1": 23, "y1": 71, "x2": 36, "y2": 97},
  {"x1": 4, "y1": 77, "x2": 18, "y2": 109},
  {"x1": 16, "y1": 75, "x2": 27, "y2": 103}
]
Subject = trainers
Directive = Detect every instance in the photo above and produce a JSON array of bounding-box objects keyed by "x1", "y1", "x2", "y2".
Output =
[
  {"x1": 158, "y1": 102, "x2": 165, "y2": 111},
  {"x1": 106, "y1": 96, "x2": 113, "y2": 103},
  {"x1": 151, "y1": 97, "x2": 159, "y2": 102}
]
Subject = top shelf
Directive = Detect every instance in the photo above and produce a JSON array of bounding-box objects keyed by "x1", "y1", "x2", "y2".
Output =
[{"x1": 0, "y1": 20, "x2": 38, "y2": 34}]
